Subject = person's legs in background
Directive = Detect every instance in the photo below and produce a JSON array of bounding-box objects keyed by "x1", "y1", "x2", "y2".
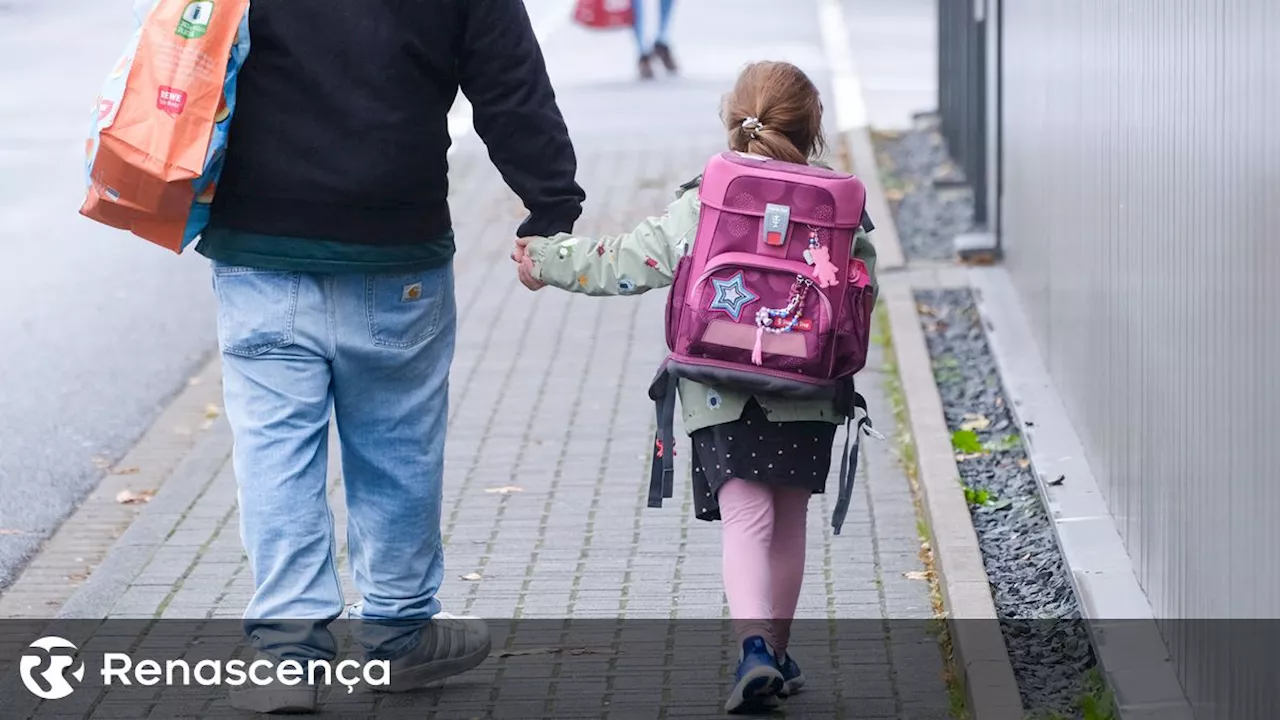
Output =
[
  {"x1": 632, "y1": 0, "x2": 654, "y2": 79},
  {"x1": 651, "y1": 0, "x2": 678, "y2": 73}
]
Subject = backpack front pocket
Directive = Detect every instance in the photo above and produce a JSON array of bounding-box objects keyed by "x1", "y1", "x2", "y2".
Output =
[{"x1": 681, "y1": 253, "x2": 833, "y2": 377}]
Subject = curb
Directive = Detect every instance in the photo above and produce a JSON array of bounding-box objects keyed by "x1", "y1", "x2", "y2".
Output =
[
  {"x1": 0, "y1": 356, "x2": 227, "y2": 620},
  {"x1": 845, "y1": 126, "x2": 907, "y2": 271},
  {"x1": 969, "y1": 267, "x2": 1196, "y2": 720},
  {"x1": 883, "y1": 283, "x2": 1024, "y2": 719}
]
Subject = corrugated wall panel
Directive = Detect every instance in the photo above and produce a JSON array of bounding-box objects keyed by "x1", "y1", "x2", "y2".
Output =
[{"x1": 1000, "y1": 0, "x2": 1280, "y2": 716}]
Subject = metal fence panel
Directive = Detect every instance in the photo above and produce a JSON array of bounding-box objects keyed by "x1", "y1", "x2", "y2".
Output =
[
  {"x1": 937, "y1": 0, "x2": 988, "y2": 227},
  {"x1": 1000, "y1": 0, "x2": 1280, "y2": 716}
]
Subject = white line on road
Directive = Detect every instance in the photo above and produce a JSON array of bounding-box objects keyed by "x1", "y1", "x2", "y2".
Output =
[
  {"x1": 817, "y1": 0, "x2": 868, "y2": 132},
  {"x1": 447, "y1": 0, "x2": 577, "y2": 154}
]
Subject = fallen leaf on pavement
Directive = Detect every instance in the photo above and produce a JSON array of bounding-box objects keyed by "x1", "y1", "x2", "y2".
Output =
[
  {"x1": 116, "y1": 489, "x2": 155, "y2": 505},
  {"x1": 114, "y1": 467, "x2": 140, "y2": 475},
  {"x1": 959, "y1": 413, "x2": 991, "y2": 432},
  {"x1": 491, "y1": 647, "x2": 614, "y2": 659},
  {"x1": 205, "y1": 404, "x2": 222, "y2": 419},
  {"x1": 484, "y1": 486, "x2": 523, "y2": 495},
  {"x1": 1017, "y1": 458, "x2": 1031, "y2": 469},
  {"x1": 460, "y1": 572, "x2": 483, "y2": 582},
  {"x1": 903, "y1": 571, "x2": 930, "y2": 581}
]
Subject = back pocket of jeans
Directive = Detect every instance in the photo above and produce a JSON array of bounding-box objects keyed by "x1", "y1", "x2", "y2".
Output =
[
  {"x1": 212, "y1": 267, "x2": 301, "y2": 357},
  {"x1": 365, "y1": 268, "x2": 448, "y2": 349}
]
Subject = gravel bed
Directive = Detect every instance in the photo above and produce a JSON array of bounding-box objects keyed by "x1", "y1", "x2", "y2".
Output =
[
  {"x1": 871, "y1": 114, "x2": 975, "y2": 261},
  {"x1": 916, "y1": 289, "x2": 1099, "y2": 717}
]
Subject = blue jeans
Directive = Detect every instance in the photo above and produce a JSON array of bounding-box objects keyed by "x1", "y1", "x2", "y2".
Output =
[
  {"x1": 211, "y1": 260, "x2": 456, "y2": 661},
  {"x1": 632, "y1": 0, "x2": 675, "y2": 55}
]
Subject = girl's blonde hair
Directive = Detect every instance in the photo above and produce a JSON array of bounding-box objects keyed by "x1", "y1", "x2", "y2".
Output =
[{"x1": 722, "y1": 61, "x2": 826, "y2": 165}]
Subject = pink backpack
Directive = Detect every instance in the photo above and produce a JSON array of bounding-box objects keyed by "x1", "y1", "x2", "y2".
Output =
[{"x1": 648, "y1": 152, "x2": 880, "y2": 534}]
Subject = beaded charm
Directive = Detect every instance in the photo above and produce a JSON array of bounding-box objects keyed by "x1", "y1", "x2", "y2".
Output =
[{"x1": 752, "y1": 275, "x2": 812, "y2": 366}]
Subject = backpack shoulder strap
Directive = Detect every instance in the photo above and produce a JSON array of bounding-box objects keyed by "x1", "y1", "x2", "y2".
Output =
[
  {"x1": 675, "y1": 174, "x2": 703, "y2": 198},
  {"x1": 647, "y1": 366, "x2": 679, "y2": 509}
]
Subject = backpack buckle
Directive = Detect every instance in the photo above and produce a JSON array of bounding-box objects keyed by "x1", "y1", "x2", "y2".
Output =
[{"x1": 763, "y1": 204, "x2": 791, "y2": 247}]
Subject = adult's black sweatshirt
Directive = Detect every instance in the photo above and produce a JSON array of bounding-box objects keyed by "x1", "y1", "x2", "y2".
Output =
[{"x1": 209, "y1": 0, "x2": 586, "y2": 246}]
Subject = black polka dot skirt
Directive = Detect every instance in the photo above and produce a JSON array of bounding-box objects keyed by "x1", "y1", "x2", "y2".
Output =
[{"x1": 689, "y1": 398, "x2": 838, "y2": 522}]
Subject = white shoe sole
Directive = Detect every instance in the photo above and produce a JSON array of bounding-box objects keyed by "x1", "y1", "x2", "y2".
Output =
[
  {"x1": 725, "y1": 665, "x2": 784, "y2": 714},
  {"x1": 779, "y1": 674, "x2": 806, "y2": 697}
]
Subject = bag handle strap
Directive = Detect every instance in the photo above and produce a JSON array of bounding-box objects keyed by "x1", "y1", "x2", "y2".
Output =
[
  {"x1": 648, "y1": 370, "x2": 679, "y2": 509},
  {"x1": 831, "y1": 392, "x2": 883, "y2": 535}
]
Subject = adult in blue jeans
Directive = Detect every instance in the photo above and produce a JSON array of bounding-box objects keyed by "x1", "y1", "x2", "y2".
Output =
[
  {"x1": 634, "y1": 0, "x2": 678, "y2": 79},
  {"x1": 197, "y1": 0, "x2": 584, "y2": 713}
]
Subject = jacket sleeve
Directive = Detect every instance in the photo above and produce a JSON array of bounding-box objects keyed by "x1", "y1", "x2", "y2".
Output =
[
  {"x1": 457, "y1": 0, "x2": 586, "y2": 237},
  {"x1": 525, "y1": 193, "x2": 700, "y2": 297}
]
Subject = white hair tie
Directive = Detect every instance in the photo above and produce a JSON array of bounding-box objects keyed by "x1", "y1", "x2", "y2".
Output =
[{"x1": 741, "y1": 117, "x2": 764, "y2": 138}]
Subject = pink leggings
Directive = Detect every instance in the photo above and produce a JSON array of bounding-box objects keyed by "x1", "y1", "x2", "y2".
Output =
[{"x1": 718, "y1": 478, "x2": 810, "y2": 656}]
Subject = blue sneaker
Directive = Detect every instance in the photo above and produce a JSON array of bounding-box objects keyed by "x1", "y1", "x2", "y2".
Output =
[
  {"x1": 776, "y1": 653, "x2": 805, "y2": 697},
  {"x1": 725, "y1": 636, "x2": 784, "y2": 714}
]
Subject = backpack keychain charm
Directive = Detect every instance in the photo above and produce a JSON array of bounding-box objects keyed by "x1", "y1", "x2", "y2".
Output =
[
  {"x1": 752, "y1": 276, "x2": 812, "y2": 365},
  {"x1": 803, "y1": 227, "x2": 840, "y2": 288}
]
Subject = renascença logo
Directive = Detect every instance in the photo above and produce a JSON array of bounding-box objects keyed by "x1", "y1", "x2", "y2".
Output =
[
  {"x1": 20, "y1": 636, "x2": 85, "y2": 700},
  {"x1": 17, "y1": 635, "x2": 389, "y2": 699}
]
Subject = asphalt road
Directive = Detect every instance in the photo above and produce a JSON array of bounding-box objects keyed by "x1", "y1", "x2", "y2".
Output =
[{"x1": 0, "y1": 1, "x2": 220, "y2": 589}]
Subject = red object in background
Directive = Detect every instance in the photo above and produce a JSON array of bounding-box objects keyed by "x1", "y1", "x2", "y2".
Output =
[{"x1": 574, "y1": 0, "x2": 635, "y2": 30}]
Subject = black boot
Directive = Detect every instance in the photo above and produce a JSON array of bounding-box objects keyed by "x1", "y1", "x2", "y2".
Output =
[
  {"x1": 652, "y1": 42, "x2": 678, "y2": 74},
  {"x1": 638, "y1": 53, "x2": 655, "y2": 80}
]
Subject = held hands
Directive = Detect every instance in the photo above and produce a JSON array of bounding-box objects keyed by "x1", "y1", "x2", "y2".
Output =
[{"x1": 511, "y1": 237, "x2": 545, "y2": 291}]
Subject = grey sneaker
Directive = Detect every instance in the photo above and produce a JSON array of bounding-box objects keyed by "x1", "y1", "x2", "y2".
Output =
[
  {"x1": 228, "y1": 652, "x2": 319, "y2": 715},
  {"x1": 374, "y1": 612, "x2": 491, "y2": 693}
]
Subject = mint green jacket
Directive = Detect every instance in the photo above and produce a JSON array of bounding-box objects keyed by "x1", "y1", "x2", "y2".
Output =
[{"x1": 526, "y1": 181, "x2": 879, "y2": 435}]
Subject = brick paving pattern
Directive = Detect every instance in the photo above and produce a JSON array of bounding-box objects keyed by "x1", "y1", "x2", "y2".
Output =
[
  {"x1": 0, "y1": 136, "x2": 951, "y2": 718},
  {"x1": 0, "y1": 3, "x2": 953, "y2": 710}
]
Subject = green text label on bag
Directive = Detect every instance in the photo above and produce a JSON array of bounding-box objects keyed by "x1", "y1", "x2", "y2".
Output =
[{"x1": 177, "y1": 1, "x2": 215, "y2": 40}]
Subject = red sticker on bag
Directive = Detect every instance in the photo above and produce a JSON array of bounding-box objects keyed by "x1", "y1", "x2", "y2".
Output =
[
  {"x1": 157, "y1": 86, "x2": 188, "y2": 115},
  {"x1": 770, "y1": 318, "x2": 813, "y2": 331}
]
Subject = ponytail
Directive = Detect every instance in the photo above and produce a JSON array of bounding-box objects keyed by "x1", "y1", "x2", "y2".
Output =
[
  {"x1": 731, "y1": 117, "x2": 808, "y2": 164},
  {"x1": 723, "y1": 62, "x2": 826, "y2": 165}
]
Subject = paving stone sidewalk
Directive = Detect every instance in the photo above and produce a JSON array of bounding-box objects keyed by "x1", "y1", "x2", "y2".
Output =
[
  {"x1": 0, "y1": 138, "x2": 951, "y2": 718},
  {"x1": 0, "y1": 7, "x2": 953, "y2": 706}
]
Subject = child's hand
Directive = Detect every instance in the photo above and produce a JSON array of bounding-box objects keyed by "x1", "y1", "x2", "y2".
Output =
[{"x1": 512, "y1": 237, "x2": 545, "y2": 291}]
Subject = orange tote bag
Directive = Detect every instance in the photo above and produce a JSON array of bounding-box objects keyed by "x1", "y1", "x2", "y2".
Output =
[{"x1": 81, "y1": 0, "x2": 251, "y2": 252}]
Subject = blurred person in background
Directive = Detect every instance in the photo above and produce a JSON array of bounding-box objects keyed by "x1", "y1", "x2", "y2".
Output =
[{"x1": 633, "y1": 0, "x2": 678, "y2": 79}]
